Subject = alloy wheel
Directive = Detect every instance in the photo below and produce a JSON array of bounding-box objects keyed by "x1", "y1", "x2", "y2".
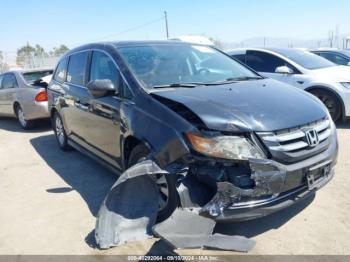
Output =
[
  {"x1": 55, "y1": 116, "x2": 65, "y2": 146},
  {"x1": 150, "y1": 173, "x2": 169, "y2": 211},
  {"x1": 318, "y1": 95, "x2": 336, "y2": 118},
  {"x1": 17, "y1": 107, "x2": 27, "y2": 127}
]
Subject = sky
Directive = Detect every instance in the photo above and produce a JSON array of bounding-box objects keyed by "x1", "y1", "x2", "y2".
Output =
[{"x1": 0, "y1": 0, "x2": 349, "y2": 55}]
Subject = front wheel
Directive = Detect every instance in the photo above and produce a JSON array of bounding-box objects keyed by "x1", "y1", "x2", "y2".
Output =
[
  {"x1": 53, "y1": 112, "x2": 71, "y2": 151},
  {"x1": 309, "y1": 89, "x2": 341, "y2": 122},
  {"x1": 128, "y1": 144, "x2": 180, "y2": 222}
]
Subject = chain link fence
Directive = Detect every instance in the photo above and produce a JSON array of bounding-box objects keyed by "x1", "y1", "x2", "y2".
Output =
[
  {"x1": 0, "y1": 54, "x2": 61, "y2": 73},
  {"x1": 22, "y1": 55, "x2": 60, "y2": 70}
]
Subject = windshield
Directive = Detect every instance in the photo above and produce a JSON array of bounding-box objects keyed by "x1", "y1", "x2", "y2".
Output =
[
  {"x1": 118, "y1": 44, "x2": 260, "y2": 89},
  {"x1": 275, "y1": 49, "x2": 336, "y2": 70},
  {"x1": 22, "y1": 70, "x2": 53, "y2": 83}
]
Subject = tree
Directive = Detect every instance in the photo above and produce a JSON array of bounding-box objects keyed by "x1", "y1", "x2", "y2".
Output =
[
  {"x1": 16, "y1": 43, "x2": 35, "y2": 66},
  {"x1": 0, "y1": 51, "x2": 3, "y2": 72},
  {"x1": 0, "y1": 51, "x2": 9, "y2": 73},
  {"x1": 208, "y1": 37, "x2": 224, "y2": 50},
  {"x1": 34, "y1": 44, "x2": 48, "y2": 58},
  {"x1": 51, "y1": 44, "x2": 69, "y2": 57},
  {"x1": 328, "y1": 30, "x2": 334, "y2": 48}
]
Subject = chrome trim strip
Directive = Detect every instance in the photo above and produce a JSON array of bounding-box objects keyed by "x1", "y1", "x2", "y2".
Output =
[
  {"x1": 315, "y1": 120, "x2": 330, "y2": 132},
  {"x1": 258, "y1": 119, "x2": 331, "y2": 153},
  {"x1": 228, "y1": 187, "x2": 307, "y2": 210},
  {"x1": 318, "y1": 128, "x2": 331, "y2": 142},
  {"x1": 263, "y1": 130, "x2": 305, "y2": 142},
  {"x1": 270, "y1": 141, "x2": 309, "y2": 152},
  {"x1": 229, "y1": 193, "x2": 280, "y2": 208}
]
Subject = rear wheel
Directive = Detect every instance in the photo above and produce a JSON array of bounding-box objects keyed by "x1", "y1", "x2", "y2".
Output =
[
  {"x1": 15, "y1": 104, "x2": 34, "y2": 129},
  {"x1": 127, "y1": 144, "x2": 179, "y2": 222},
  {"x1": 309, "y1": 89, "x2": 341, "y2": 122},
  {"x1": 53, "y1": 112, "x2": 70, "y2": 151}
]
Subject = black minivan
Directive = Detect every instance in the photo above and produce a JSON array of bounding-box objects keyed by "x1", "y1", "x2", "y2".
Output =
[{"x1": 48, "y1": 41, "x2": 337, "y2": 222}]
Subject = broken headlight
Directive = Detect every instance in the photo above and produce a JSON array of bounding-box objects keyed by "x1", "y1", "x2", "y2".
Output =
[{"x1": 186, "y1": 133, "x2": 266, "y2": 160}]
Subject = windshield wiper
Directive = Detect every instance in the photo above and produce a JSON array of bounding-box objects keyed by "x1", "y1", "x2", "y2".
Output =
[
  {"x1": 152, "y1": 82, "x2": 204, "y2": 89},
  {"x1": 226, "y1": 76, "x2": 263, "y2": 81},
  {"x1": 204, "y1": 76, "x2": 263, "y2": 86},
  {"x1": 152, "y1": 77, "x2": 263, "y2": 88}
]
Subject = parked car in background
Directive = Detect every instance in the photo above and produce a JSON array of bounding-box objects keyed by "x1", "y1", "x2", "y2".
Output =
[
  {"x1": 0, "y1": 69, "x2": 52, "y2": 129},
  {"x1": 170, "y1": 35, "x2": 215, "y2": 46},
  {"x1": 228, "y1": 47, "x2": 350, "y2": 122},
  {"x1": 48, "y1": 41, "x2": 337, "y2": 223},
  {"x1": 311, "y1": 49, "x2": 350, "y2": 66}
]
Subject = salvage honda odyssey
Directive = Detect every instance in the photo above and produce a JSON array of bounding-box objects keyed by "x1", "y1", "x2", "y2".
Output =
[{"x1": 48, "y1": 41, "x2": 338, "y2": 222}]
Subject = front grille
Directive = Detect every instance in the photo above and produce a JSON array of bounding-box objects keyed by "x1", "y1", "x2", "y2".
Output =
[{"x1": 257, "y1": 118, "x2": 332, "y2": 163}]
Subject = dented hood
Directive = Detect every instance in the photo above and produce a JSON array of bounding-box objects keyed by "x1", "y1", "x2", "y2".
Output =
[{"x1": 152, "y1": 79, "x2": 327, "y2": 132}]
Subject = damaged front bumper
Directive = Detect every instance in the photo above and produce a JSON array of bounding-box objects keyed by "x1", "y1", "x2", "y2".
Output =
[
  {"x1": 95, "y1": 132, "x2": 337, "y2": 250},
  {"x1": 197, "y1": 134, "x2": 338, "y2": 222}
]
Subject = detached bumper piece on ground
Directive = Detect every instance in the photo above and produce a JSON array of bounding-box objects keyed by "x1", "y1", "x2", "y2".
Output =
[{"x1": 153, "y1": 209, "x2": 255, "y2": 252}]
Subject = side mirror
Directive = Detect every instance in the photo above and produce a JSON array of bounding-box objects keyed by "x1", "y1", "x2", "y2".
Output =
[
  {"x1": 87, "y1": 79, "x2": 117, "y2": 98},
  {"x1": 275, "y1": 66, "x2": 294, "y2": 74}
]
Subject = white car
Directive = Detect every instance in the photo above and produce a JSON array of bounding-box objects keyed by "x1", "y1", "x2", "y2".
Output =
[{"x1": 227, "y1": 47, "x2": 350, "y2": 122}]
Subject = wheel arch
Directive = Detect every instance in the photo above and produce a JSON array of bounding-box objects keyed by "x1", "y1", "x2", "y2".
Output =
[
  {"x1": 12, "y1": 101, "x2": 20, "y2": 115},
  {"x1": 122, "y1": 135, "x2": 151, "y2": 170},
  {"x1": 50, "y1": 107, "x2": 58, "y2": 118},
  {"x1": 305, "y1": 85, "x2": 345, "y2": 119}
]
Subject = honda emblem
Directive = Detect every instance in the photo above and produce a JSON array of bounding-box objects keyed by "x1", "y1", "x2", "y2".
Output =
[{"x1": 305, "y1": 129, "x2": 319, "y2": 147}]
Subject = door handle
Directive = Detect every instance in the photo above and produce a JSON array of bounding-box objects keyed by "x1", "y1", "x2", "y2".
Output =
[
  {"x1": 75, "y1": 101, "x2": 89, "y2": 111},
  {"x1": 62, "y1": 83, "x2": 70, "y2": 90},
  {"x1": 95, "y1": 104, "x2": 113, "y2": 115}
]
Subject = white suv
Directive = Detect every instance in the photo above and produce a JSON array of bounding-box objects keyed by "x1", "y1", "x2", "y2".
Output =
[{"x1": 228, "y1": 47, "x2": 350, "y2": 122}]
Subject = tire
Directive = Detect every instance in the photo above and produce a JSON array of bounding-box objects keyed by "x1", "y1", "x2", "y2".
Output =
[
  {"x1": 127, "y1": 144, "x2": 179, "y2": 222},
  {"x1": 15, "y1": 104, "x2": 34, "y2": 129},
  {"x1": 52, "y1": 112, "x2": 71, "y2": 151},
  {"x1": 309, "y1": 89, "x2": 342, "y2": 122}
]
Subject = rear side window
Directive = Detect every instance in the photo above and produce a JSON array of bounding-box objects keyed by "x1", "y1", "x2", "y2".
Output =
[
  {"x1": 319, "y1": 52, "x2": 349, "y2": 66},
  {"x1": 67, "y1": 52, "x2": 89, "y2": 86},
  {"x1": 53, "y1": 57, "x2": 68, "y2": 83},
  {"x1": 246, "y1": 51, "x2": 287, "y2": 73},
  {"x1": 2, "y1": 74, "x2": 18, "y2": 89}
]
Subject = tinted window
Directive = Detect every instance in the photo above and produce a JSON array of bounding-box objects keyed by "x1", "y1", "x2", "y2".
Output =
[
  {"x1": 90, "y1": 51, "x2": 119, "y2": 87},
  {"x1": 67, "y1": 52, "x2": 88, "y2": 86},
  {"x1": 53, "y1": 57, "x2": 68, "y2": 83},
  {"x1": 339, "y1": 50, "x2": 350, "y2": 57},
  {"x1": 319, "y1": 52, "x2": 349, "y2": 66},
  {"x1": 122, "y1": 82, "x2": 133, "y2": 99},
  {"x1": 231, "y1": 54, "x2": 246, "y2": 63},
  {"x1": 246, "y1": 51, "x2": 290, "y2": 73},
  {"x1": 2, "y1": 74, "x2": 17, "y2": 89},
  {"x1": 268, "y1": 48, "x2": 335, "y2": 70}
]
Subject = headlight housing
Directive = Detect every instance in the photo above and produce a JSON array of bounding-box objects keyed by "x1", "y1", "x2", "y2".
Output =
[
  {"x1": 186, "y1": 133, "x2": 266, "y2": 160},
  {"x1": 340, "y1": 82, "x2": 350, "y2": 89}
]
